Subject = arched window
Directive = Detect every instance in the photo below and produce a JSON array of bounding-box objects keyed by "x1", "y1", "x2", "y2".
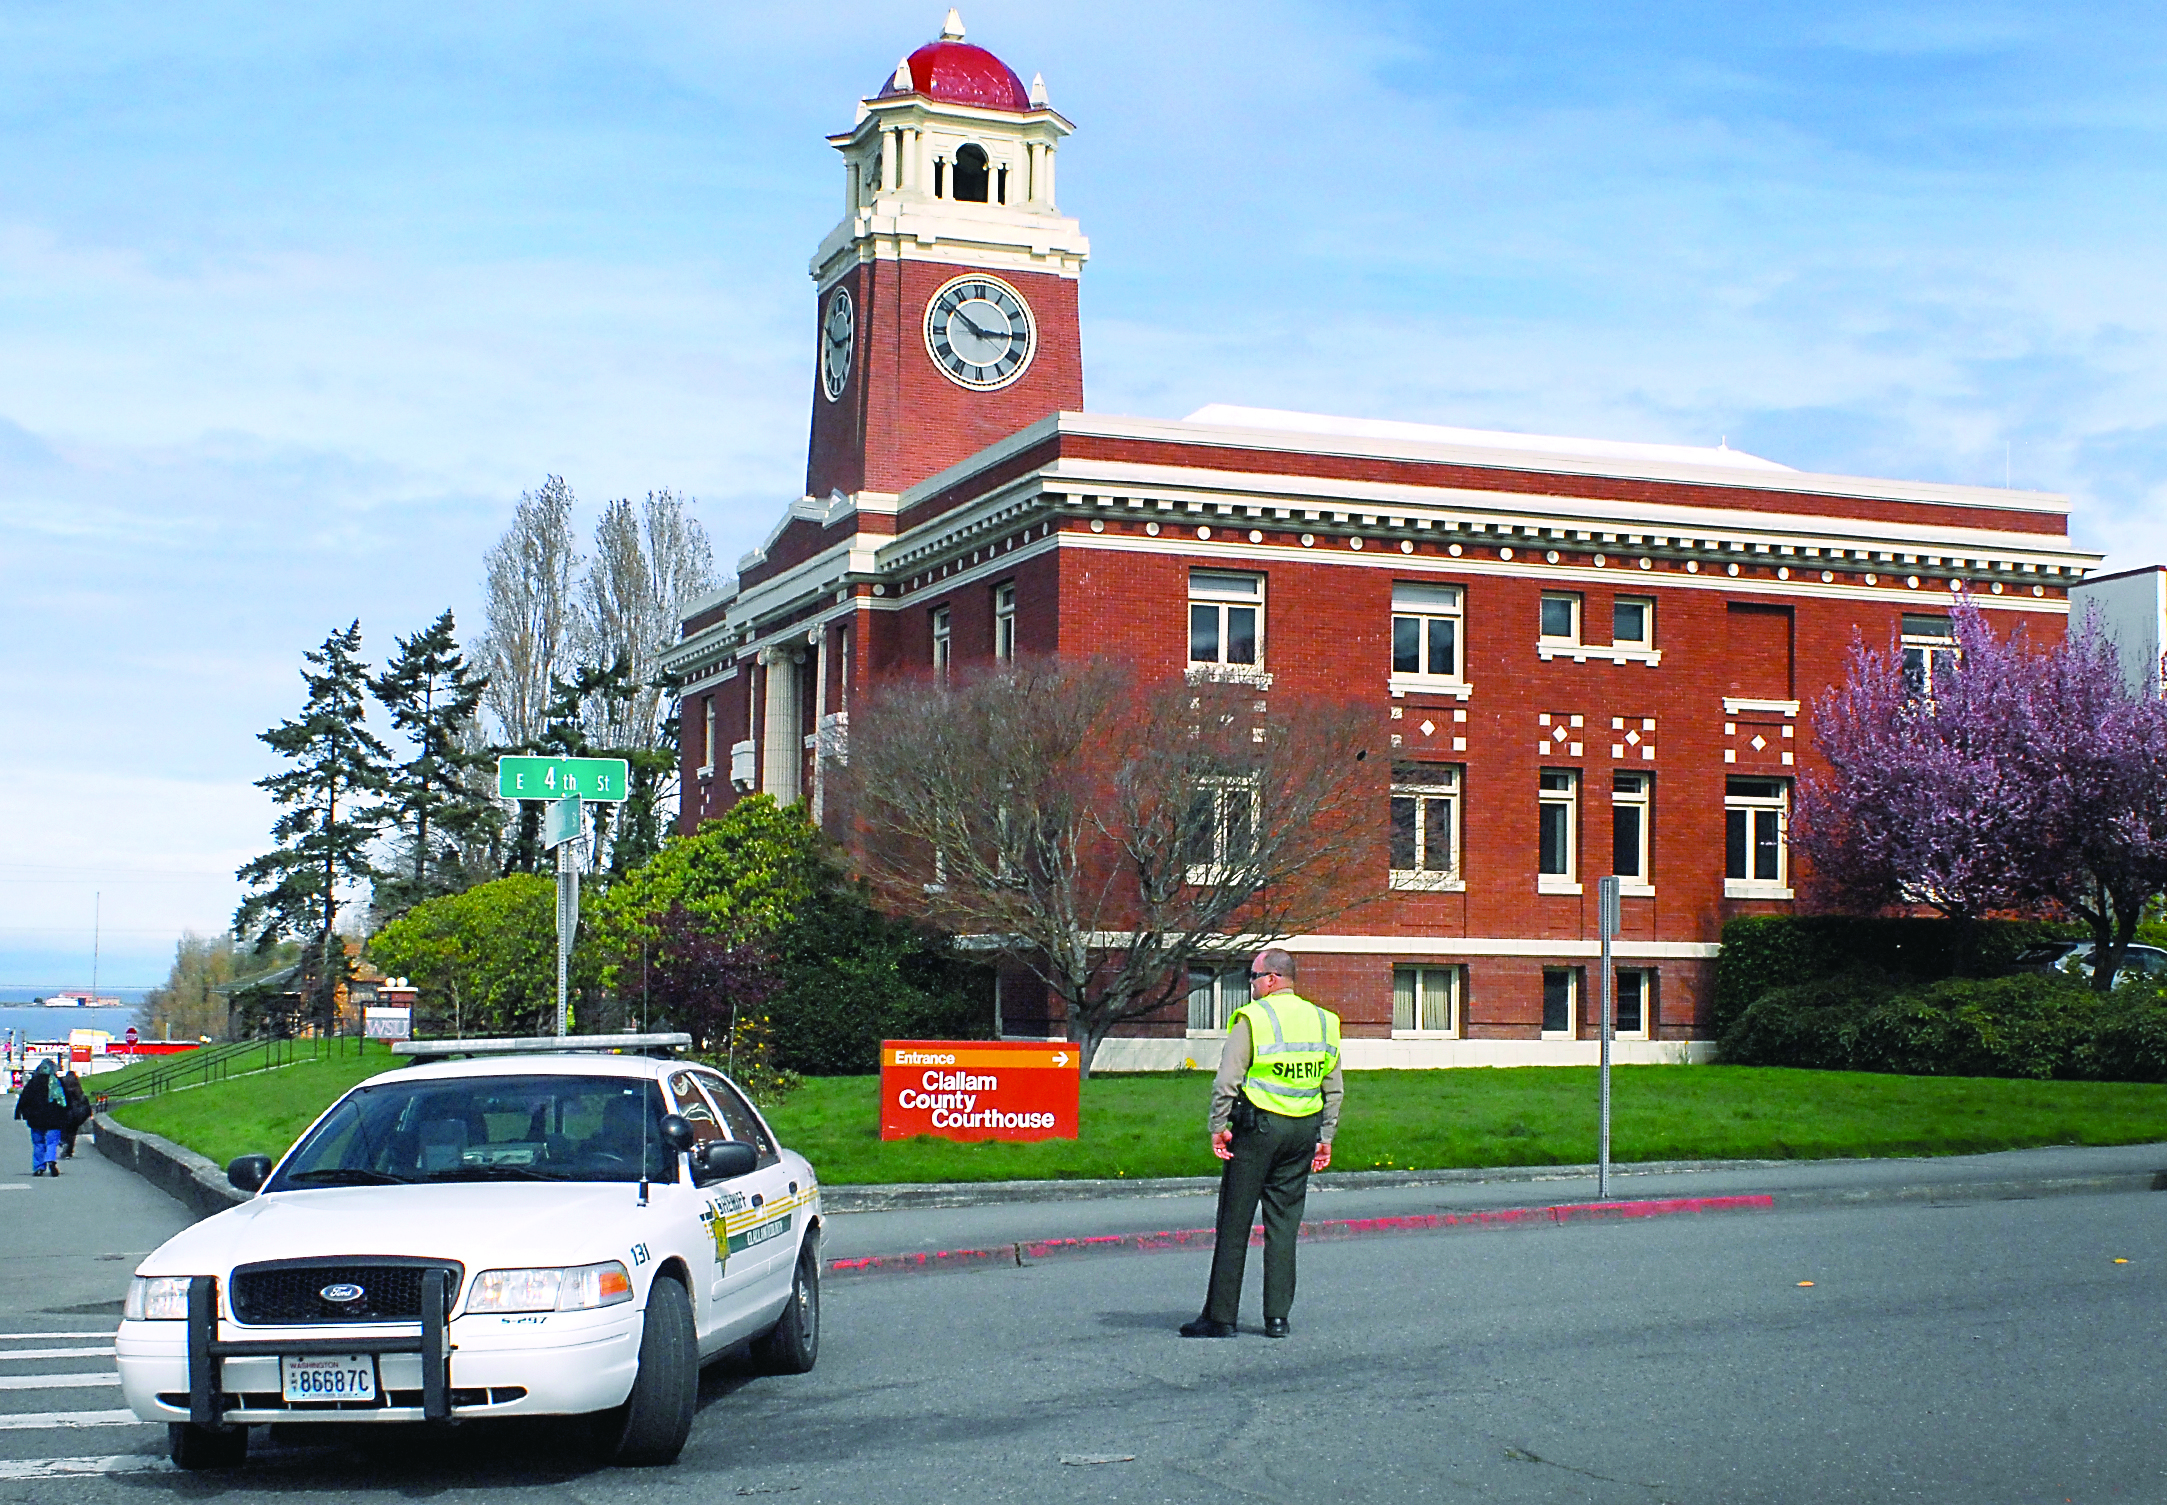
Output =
[{"x1": 953, "y1": 144, "x2": 990, "y2": 203}]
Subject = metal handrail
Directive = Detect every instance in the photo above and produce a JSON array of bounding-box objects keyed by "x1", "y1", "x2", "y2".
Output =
[{"x1": 92, "y1": 1031, "x2": 366, "y2": 1106}]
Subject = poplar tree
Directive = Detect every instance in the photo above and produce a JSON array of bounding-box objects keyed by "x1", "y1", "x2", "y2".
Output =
[
  {"x1": 235, "y1": 621, "x2": 390, "y2": 1029},
  {"x1": 371, "y1": 609, "x2": 498, "y2": 917}
]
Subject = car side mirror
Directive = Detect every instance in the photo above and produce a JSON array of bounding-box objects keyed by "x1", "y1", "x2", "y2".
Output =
[
  {"x1": 658, "y1": 1115, "x2": 697, "y2": 1156},
  {"x1": 695, "y1": 1140, "x2": 758, "y2": 1185},
  {"x1": 227, "y1": 1155, "x2": 273, "y2": 1193}
]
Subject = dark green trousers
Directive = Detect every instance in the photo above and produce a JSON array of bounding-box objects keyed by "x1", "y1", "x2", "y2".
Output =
[{"x1": 1202, "y1": 1106, "x2": 1321, "y2": 1325}]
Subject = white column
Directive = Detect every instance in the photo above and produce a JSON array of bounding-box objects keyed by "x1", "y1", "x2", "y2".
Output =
[
  {"x1": 760, "y1": 648, "x2": 802, "y2": 804},
  {"x1": 810, "y1": 627, "x2": 831, "y2": 824}
]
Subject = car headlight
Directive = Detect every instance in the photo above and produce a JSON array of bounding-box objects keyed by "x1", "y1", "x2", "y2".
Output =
[
  {"x1": 466, "y1": 1261, "x2": 632, "y2": 1314},
  {"x1": 124, "y1": 1276, "x2": 194, "y2": 1322}
]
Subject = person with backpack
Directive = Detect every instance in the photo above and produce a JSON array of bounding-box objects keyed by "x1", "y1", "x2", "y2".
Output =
[
  {"x1": 15, "y1": 1060, "x2": 73, "y2": 1177},
  {"x1": 59, "y1": 1070, "x2": 91, "y2": 1158}
]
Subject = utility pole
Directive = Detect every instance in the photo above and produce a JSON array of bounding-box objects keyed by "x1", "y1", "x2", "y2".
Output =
[{"x1": 547, "y1": 795, "x2": 582, "y2": 1037}]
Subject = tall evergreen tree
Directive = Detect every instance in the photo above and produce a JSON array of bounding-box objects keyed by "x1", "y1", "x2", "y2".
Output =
[
  {"x1": 235, "y1": 621, "x2": 390, "y2": 1029},
  {"x1": 371, "y1": 609, "x2": 498, "y2": 917}
]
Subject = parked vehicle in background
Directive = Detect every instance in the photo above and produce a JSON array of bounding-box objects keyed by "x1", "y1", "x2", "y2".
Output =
[{"x1": 2011, "y1": 942, "x2": 2167, "y2": 983}]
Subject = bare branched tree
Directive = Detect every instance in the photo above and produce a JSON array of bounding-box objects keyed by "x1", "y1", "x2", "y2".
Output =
[
  {"x1": 478, "y1": 476, "x2": 580, "y2": 748},
  {"x1": 574, "y1": 490, "x2": 715, "y2": 751},
  {"x1": 838, "y1": 658, "x2": 1381, "y2": 1075}
]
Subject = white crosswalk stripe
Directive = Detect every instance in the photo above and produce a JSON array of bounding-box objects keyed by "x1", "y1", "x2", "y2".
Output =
[
  {"x1": 0, "y1": 1333, "x2": 113, "y2": 1341},
  {"x1": 0, "y1": 1373, "x2": 119, "y2": 1391},
  {"x1": 0, "y1": 1410, "x2": 147, "y2": 1431},
  {"x1": 0, "y1": 1347, "x2": 116, "y2": 1361},
  {"x1": 0, "y1": 1455, "x2": 171, "y2": 1479}
]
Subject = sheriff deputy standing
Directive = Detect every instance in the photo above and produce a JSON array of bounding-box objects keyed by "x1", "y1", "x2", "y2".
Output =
[{"x1": 1181, "y1": 948, "x2": 1342, "y2": 1339}]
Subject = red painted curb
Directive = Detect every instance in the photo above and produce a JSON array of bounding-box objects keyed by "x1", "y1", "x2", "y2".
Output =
[{"x1": 826, "y1": 1192, "x2": 1774, "y2": 1278}]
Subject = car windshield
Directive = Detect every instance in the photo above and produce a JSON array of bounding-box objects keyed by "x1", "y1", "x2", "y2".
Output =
[{"x1": 266, "y1": 1074, "x2": 673, "y2": 1191}]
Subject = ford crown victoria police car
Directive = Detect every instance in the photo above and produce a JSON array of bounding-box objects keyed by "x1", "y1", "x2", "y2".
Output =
[{"x1": 114, "y1": 1035, "x2": 821, "y2": 1470}]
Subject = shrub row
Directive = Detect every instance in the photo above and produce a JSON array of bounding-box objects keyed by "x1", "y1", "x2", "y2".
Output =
[
  {"x1": 1718, "y1": 972, "x2": 2167, "y2": 1081},
  {"x1": 1712, "y1": 916, "x2": 2078, "y2": 1037}
]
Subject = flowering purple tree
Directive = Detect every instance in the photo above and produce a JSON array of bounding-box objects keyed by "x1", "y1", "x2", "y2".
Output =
[
  {"x1": 2030, "y1": 615, "x2": 2167, "y2": 990},
  {"x1": 1793, "y1": 598, "x2": 2052, "y2": 966},
  {"x1": 1796, "y1": 595, "x2": 2167, "y2": 988}
]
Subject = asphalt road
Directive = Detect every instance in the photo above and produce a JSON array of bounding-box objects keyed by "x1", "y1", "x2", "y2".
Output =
[{"x1": 0, "y1": 1144, "x2": 2161, "y2": 1503}]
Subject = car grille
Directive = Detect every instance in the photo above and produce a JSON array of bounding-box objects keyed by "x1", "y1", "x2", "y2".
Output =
[{"x1": 228, "y1": 1258, "x2": 463, "y2": 1325}]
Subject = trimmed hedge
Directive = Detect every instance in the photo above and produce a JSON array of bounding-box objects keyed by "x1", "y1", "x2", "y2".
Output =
[
  {"x1": 1713, "y1": 916, "x2": 2077, "y2": 1037},
  {"x1": 1719, "y1": 972, "x2": 2167, "y2": 1081}
]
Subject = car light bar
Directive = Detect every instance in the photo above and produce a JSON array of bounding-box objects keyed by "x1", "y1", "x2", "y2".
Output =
[{"x1": 391, "y1": 1033, "x2": 694, "y2": 1059}]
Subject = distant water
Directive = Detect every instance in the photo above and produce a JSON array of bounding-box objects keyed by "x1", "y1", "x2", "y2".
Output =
[{"x1": 0, "y1": 1006, "x2": 146, "y2": 1042}]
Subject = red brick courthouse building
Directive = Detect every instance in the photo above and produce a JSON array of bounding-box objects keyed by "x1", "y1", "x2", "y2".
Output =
[{"x1": 663, "y1": 14, "x2": 2102, "y2": 1069}]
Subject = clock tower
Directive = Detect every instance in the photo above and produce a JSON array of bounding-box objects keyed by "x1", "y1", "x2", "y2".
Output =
[{"x1": 807, "y1": 10, "x2": 1089, "y2": 502}]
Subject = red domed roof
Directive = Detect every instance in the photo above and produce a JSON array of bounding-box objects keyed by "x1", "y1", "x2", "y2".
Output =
[{"x1": 878, "y1": 39, "x2": 1032, "y2": 113}]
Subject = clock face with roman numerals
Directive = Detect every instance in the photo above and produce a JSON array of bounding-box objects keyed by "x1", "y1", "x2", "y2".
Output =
[
  {"x1": 820, "y1": 286, "x2": 854, "y2": 402},
  {"x1": 923, "y1": 274, "x2": 1036, "y2": 391}
]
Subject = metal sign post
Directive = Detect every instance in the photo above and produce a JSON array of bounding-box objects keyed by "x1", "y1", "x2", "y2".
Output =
[
  {"x1": 1597, "y1": 875, "x2": 1621, "y2": 1201},
  {"x1": 545, "y1": 795, "x2": 583, "y2": 1037}
]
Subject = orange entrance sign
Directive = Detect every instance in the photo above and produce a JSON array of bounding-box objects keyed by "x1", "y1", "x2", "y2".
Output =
[{"x1": 879, "y1": 1039, "x2": 1080, "y2": 1142}]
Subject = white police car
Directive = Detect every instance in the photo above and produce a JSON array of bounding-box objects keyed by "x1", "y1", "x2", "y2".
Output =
[{"x1": 114, "y1": 1035, "x2": 821, "y2": 1470}]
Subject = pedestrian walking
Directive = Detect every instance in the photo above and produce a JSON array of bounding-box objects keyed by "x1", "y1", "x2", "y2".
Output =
[
  {"x1": 1181, "y1": 948, "x2": 1342, "y2": 1339},
  {"x1": 15, "y1": 1060, "x2": 73, "y2": 1178},
  {"x1": 59, "y1": 1070, "x2": 90, "y2": 1158}
]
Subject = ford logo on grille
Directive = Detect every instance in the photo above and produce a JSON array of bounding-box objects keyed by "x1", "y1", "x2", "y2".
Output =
[{"x1": 319, "y1": 1283, "x2": 366, "y2": 1304}]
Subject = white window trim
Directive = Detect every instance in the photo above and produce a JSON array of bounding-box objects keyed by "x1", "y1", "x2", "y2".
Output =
[
  {"x1": 1184, "y1": 775, "x2": 1262, "y2": 888},
  {"x1": 1722, "y1": 697, "x2": 1799, "y2": 718},
  {"x1": 1538, "y1": 592, "x2": 1583, "y2": 648},
  {"x1": 1725, "y1": 777, "x2": 1792, "y2": 899},
  {"x1": 1538, "y1": 769, "x2": 1579, "y2": 892},
  {"x1": 1609, "y1": 966, "x2": 1653, "y2": 1041},
  {"x1": 1391, "y1": 963, "x2": 1463, "y2": 1040},
  {"x1": 1390, "y1": 589, "x2": 1466, "y2": 689},
  {"x1": 1186, "y1": 964, "x2": 1250, "y2": 1038},
  {"x1": 1611, "y1": 596, "x2": 1657, "y2": 654},
  {"x1": 1610, "y1": 773, "x2": 1652, "y2": 895},
  {"x1": 1188, "y1": 570, "x2": 1266, "y2": 673},
  {"x1": 993, "y1": 581, "x2": 1017, "y2": 661},
  {"x1": 1388, "y1": 675, "x2": 1476, "y2": 700},
  {"x1": 1541, "y1": 967, "x2": 1579, "y2": 1041},
  {"x1": 1389, "y1": 771, "x2": 1462, "y2": 892},
  {"x1": 1538, "y1": 643, "x2": 1663, "y2": 667},
  {"x1": 931, "y1": 606, "x2": 952, "y2": 677}
]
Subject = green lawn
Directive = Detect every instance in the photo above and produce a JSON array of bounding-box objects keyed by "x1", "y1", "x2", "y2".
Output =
[
  {"x1": 105, "y1": 1044, "x2": 403, "y2": 1169},
  {"x1": 101, "y1": 1058, "x2": 2167, "y2": 1185},
  {"x1": 769, "y1": 1066, "x2": 2167, "y2": 1184}
]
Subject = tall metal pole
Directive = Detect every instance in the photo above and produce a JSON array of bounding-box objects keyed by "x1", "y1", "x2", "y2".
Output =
[
  {"x1": 555, "y1": 839, "x2": 572, "y2": 1038},
  {"x1": 1597, "y1": 875, "x2": 1620, "y2": 1201}
]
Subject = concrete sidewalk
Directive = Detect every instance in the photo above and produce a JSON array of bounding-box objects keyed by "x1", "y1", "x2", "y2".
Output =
[{"x1": 819, "y1": 1141, "x2": 2167, "y2": 1269}]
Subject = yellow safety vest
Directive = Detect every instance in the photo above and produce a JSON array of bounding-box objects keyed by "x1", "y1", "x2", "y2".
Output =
[{"x1": 1233, "y1": 992, "x2": 1341, "y2": 1118}]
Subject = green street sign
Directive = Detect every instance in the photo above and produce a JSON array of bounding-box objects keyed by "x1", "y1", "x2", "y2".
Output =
[
  {"x1": 497, "y1": 755, "x2": 631, "y2": 803},
  {"x1": 544, "y1": 794, "x2": 582, "y2": 849}
]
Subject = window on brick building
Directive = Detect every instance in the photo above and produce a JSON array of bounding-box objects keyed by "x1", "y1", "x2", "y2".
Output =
[
  {"x1": 1725, "y1": 776, "x2": 1791, "y2": 897},
  {"x1": 1612, "y1": 968, "x2": 1654, "y2": 1039},
  {"x1": 699, "y1": 695, "x2": 716, "y2": 775},
  {"x1": 994, "y1": 582, "x2": 1017, "y2": 661},
  {"x1": 1542, "y1": 967, "x2": 1580, "y2": 1038},
  {"x1": 1540, "y1": 592, "x2": 1582, "y2": 645},
  {"x1": 1392, "y1": 965, "x2": 1461, "y2": 1037},
  {"x1": 1186, "y1": 965, "x2": 1251, "y2": 1034},
  {"x1": 1389, "y1": 763, "x2": 1460, "y2": 889},
  {"x1": 839, "y1": 623, "x2": 853, "y2": 699},
  {"x1": 1188, "y1": 571, "x2": 1263, "y2": 670},
  {"x1": 1538, "y1": 769, "x2": 1579, "y2": 891},
  {"x1": 1900, "y1": 614, "x2": 1957, "y2": 697},
  {"x1": 931, "y1": 606, "x2": 952, "y2": 679},
  {"x1": 1390, "y1": 582, "x2": 1461, "y2": 680},
  {"x1": 1182, "y1": 775, "x2": 1259, "y2": 884},
  {"x1": 1611, "y1": 772, "x2": 1650, "y2": 886},
  {"x1": 1613, "y1": 596, "x2": 1654, "y2": 648}
]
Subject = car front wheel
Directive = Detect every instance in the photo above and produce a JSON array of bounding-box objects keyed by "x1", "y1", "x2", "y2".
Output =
[
  {"x1": 169, "y1": 1422, "x2": 247, "y2": 1470},
  {"x1": 591, "y1": 1273, "x2": 697, "y2": 1466},
  {"x1": 754, "y1": 1241, "x2": 820, "y2": 1375}
]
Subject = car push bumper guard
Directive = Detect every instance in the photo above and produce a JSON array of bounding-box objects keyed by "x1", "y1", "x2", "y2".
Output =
[{"x1": 186, "y1": 1272, "x2": 450, "y2": 1429}]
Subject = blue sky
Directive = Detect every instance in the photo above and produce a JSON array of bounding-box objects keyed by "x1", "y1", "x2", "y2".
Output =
[{"x1": 3, "y1": 1, "x2": 2163, "y2": 986}]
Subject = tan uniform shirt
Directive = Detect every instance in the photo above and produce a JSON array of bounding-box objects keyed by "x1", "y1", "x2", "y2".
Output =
[{"x1": 1207, "y1": 1013, "x2": 1344, "y2": 1141}]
